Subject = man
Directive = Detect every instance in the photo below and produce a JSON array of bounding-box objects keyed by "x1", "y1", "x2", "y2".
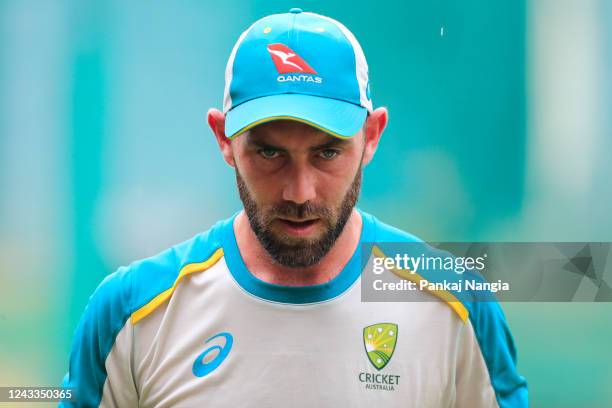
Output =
[{"x1": 61, "y1": 8, "x2": 527, "y2": 407}]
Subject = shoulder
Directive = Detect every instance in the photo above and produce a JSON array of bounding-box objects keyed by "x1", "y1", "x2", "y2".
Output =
[
  {"x1": 61, "y1": 217, "x2": 233, "y2": 406},
  {"x1": 85, "y1": 216, "x2": 229, "y2": 328},
  {"x1": 359, "y1": 210, "x2": 527, "y2": 405},
  {"x1": 361, "y1": 209, "x2": 513, "y2": 327}
]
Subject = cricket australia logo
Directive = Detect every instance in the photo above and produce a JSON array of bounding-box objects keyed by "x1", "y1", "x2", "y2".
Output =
[
  {"x1": 364, "y1": 323, "x2": 398, "y2": 370},
  {"x1": 358, "y1": 323, "x2": 400, "y2": 391}
]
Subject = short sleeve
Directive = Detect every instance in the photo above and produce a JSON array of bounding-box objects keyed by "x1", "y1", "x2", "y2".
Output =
[
  {"x1": 455, "y1": 301, "x2": 528, "y2": 408},
  {"x1": 59, "y1": 267, "x2": 138, "y2": 407}
]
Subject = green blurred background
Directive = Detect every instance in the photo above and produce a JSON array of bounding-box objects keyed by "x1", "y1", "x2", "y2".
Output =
[{"x1": 1, "y1": 0, "x2": 611, "y2": 406}]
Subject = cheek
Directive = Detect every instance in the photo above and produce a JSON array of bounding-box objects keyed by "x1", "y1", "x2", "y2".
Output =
[
  {"x1": 236, "y1": 157, "x2": 282, "y2": 202},
  {"x1": 319, "y1": 171, "x2": 354, "y2": 202},
  {"x1": 315, "y1": 158, "x2": 361, "y2": 201}
]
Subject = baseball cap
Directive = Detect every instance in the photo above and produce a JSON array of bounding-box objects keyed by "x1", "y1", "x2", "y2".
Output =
[{"x1": 223, "y1": 8, "x2": 372, "y2": 139}]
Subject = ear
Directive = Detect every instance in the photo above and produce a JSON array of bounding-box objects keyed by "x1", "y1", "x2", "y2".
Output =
[
  {"x1": 207, "y1": 108, "x2": 235, "y2": 167},
  {"x1": 361, "y1": 107, "x2": 388, "y2": 166}
]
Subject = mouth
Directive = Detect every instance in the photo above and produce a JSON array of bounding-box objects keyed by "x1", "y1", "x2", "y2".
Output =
[{"x1": 276, "y1": 217, "x2": 321, "y2": 236}]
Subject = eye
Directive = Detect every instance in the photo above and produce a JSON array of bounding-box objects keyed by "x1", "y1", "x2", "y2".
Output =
[
  {"x1": 319, "y1": 149, "x2": 339, "y2": 160},
  {"x1": 258, "y1": 148, "x2": 281, "y2": 159}
]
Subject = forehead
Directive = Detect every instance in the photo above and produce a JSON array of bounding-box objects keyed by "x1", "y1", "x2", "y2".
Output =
[{"x1": 239, "y1": 120, "x2": 355, "y2": 149}]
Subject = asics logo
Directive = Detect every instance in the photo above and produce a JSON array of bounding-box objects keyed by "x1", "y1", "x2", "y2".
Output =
[
  {"x1": 267, "y1": 43, "x2": 317, "y2": 74},
  {"x1": 192, "y1": 332, "x2": 233, "y2": 378}
]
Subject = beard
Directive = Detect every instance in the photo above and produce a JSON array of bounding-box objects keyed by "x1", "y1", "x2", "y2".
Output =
[{"x1": 235, "y1": 165, "x2": 362, "y2": 268}]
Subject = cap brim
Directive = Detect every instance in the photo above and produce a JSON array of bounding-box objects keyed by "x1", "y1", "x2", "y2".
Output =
[{"x1": 225, "y1": 94, "x2": 367, "y2": 139}]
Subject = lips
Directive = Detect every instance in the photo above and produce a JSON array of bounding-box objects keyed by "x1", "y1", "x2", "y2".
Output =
[
  {"x1": 282, "y1": 219, "x2": 317, "y2": 227},
  {"x1": 276, "y1": 218, "x2": 320, "y2": 235}
]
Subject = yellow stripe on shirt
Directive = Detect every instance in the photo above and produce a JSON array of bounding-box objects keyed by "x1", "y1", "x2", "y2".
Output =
[{"x1": 131, "y1": 248, "x2": 224, "y2": 325}]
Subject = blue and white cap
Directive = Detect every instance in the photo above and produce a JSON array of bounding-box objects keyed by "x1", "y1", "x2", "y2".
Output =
[{"x1": 223, "y1": 8, "x2": 372, "y2": 139}]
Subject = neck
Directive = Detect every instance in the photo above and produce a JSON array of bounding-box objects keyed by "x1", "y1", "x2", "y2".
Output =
[{"x1": 234, "y1": 208, "x2": 363, "y2": 286}]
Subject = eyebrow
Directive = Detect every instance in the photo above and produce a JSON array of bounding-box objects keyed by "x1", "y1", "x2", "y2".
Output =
[
  {"x1": 245, "y1": 136, "x2": 351, "y2": 151},
  {"x1": 311, "y1": 138, "x2": 350, "y2": 150}
]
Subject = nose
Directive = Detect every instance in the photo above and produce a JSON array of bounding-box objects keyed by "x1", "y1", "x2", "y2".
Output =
[{"x1": 281, "y1": 163, "x2": 317, "y2": 205}]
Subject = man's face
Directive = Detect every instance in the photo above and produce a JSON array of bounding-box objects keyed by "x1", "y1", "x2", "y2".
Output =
[{"x1": 232, "y1": 120, "x2": 365, "y2": 268}]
